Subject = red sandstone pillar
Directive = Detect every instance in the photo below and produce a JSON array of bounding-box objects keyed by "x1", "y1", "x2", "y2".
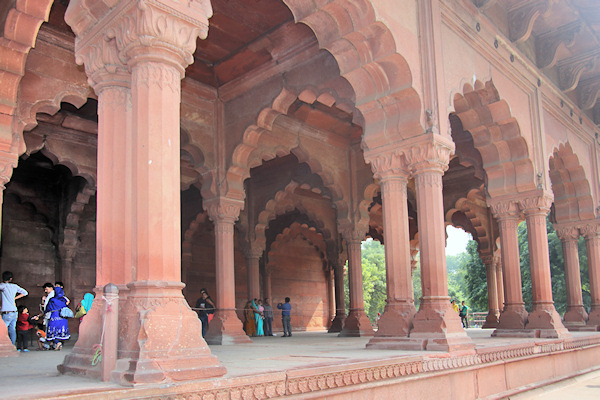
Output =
[
  {"x1": 490, "y1": 200, "x2": 528, "y2": 334},
  {"x1": 328, "y1": 264, "x2": 346, "y2": 333},
  {"x1": 63, "y1": 0, "x2": 226, "y2": 384},
  {"x1": 263, "y1": 265, "x2": 273, "y2": 304},
  {"x1": 366, "y1": 155, "x2": 416, "y2": 349},
  {"x1": 406, "y1": 137, "x2": 473, "y2": 352},
  {"x1": 339, "y1": 233, "x2": 373, "y2": 337},
  {"x1": 556, "y1": 225, "x2": 587, "y2": 328},
  {"x1": 495, "y1": 260, "x2": 504, "y2": 313},
  {"x1": 0, "y1": 173, "x2": 18, "y2": 356},
  {"x1": 205, "y1": 197, "x2": 252, "y2": 345},
  {"x1": 582, "y1": 222, "x2": 600, "y2": 327},
  {"x1": 520, "y1": 194, "x2": 569, "y2": 338},
  {"x1": 327, "y1": 268, "x2": 335, "y2": 326},
  {"x1": 246, "y1": 250, "x2": 261, "y2": 301},
  {"x1": 482, "y1": 255, "x2": 500, "y2": 328}
]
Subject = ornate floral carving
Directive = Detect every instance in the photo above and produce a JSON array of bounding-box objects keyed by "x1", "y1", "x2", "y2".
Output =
[
  {"x1": 404, "y1": 138, "x2": 454, "y2": 174},
  {"x1": 579, "y1": 221, "x2": 600, "y2": 238},
  {"x1": 75, "y1": 36, "x2": 129, "y2": 91},
  {"x1": 133, "y1": 62, "x2": 180, "y2": 94},
  {"x1": 369, "y1": 151, "x2": 409, "y2": 181},
  {"x1": 554, "y1": 225, "x2": 580, "y2": 241},
  {"x1": 518, "y1": 192, "x2": 553, "y2": 214},
  {"x1": 488, "y1": 199, "x2": 520, "y2": 218},
  {"x1": 204, "y1": 197, "x2": 244, "y2": 223}
]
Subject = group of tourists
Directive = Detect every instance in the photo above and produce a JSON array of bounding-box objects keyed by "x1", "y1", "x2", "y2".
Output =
[
  {"x1": 193, "y1": 289, "x2": 293, "y2": 339},
  {"x1": 244, "y1": 297, "x2": 292, "y2": 337},
  {"x1": 1, "y1": 270, "x2": 94, "y2": 352},
  {"x1": 451, "y1": 299, "x2": 469, "y2": 328}
]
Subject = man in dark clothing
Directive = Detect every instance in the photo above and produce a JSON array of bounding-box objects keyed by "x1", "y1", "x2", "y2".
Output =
[
  {"x1": 263, "y1": 298, "x2": 274, "y2": 336},
  {"x1": 277, "y1": 297, "x2": 292, "y2": 337},
  {"x1": 195, "y1": 289, "x2": 215, "y2": 338}
]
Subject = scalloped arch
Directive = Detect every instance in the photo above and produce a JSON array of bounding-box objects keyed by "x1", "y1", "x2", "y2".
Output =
[
  {"x1": 37, "y1": 147, "x2": 96, "y2": 188},
  {"x1": 549, "y1": 142, "x2": 595, "y2": 223},
  {"x1": 451, "y1": 80, "x2": 536, "y2": 197},
  {"x1": 268, "y1": 221, "x2": 329, "y2": 269}
]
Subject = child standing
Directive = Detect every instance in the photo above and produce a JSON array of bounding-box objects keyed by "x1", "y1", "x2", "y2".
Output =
[{"x1": 16, "y1": 305, "x2": 35, "y2": 352}]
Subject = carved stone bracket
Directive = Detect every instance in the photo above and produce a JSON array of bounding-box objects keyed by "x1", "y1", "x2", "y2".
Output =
[
  {"x1": 578, "y1": 76, "x2": 600, "y2": 110},
  {"x1": 579, "y1": 220, "x2": 600, "y2": 239},
  {"x1": 536, "y1": 21, "x2": 582, "y2": 69},
  {"x1": 557, "y1": 50, "x2": 600, "y2": 92},
  {"x1": 508, "y1": 0, "x2": 552, "y2": 43}
]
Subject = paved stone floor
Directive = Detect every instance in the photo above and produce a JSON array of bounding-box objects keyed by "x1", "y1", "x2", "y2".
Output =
[{"x1": 1, "y1": 329, "x2": 599, "y2": 399}]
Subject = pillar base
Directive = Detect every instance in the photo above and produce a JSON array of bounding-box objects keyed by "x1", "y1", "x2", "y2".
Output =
[
  {"x1": 525, "y1": 305, "x2": 571, "y2": 338},
  {"x1": 0, "y1": 322, "x2": 17, "y2": 357},
  {"x1": 366, "y1": 336, "x2": 427, "y2": 350},
  {"x1": 205, "y1": 309, "x2": 252, "y2": 345},
  {"x1": 338, "y1": 309, "x2": 373, "y2": 337},
  {"x1": 408, "y1": 298, "x2": 474, "y2": 352},
  {"x1": 328, "y1": 314, "x2": 345, "y2": 333},
  {"x1": 367, "y1": 302, "x2": 416, "y2": 343},
  {"x1": 110, "y1": 281, "x2": 225, "y2": 385},
  {"x1": 482, "y1": 310, "x2": 500, "y2": 329},
  {"x1": 58, "y1": 294, "x2": 105, "y2": 378},
  {"x1": 491, "y1": 329, "x2": 537, "y2": 338},
  {"x1": 586, "y1": 306, "x2": 600, "y2": 326},
  {"x1": 495, "y1": 304, "x2": 528, "y2": 330},
  {"x1": 563, "y1": 305, "x2": 588, "y2": 329}
]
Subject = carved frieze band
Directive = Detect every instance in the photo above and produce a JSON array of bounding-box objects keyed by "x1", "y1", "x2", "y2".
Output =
[
  {"x1": 414, "y1": 171, "x2": 443, "y2": 189},
  {"x1": 98, "y1": 86, "x2": 132, "y2": 113},
  {"x1": 133, "y1": 62, "x2": 180, "y2": 94},
  {"x1": 163, "y1": 336, "x2": 600, "y2": 399},
  {"x1": 518, "y1": 192, "x2": 553, "y2": 215},
  {"x1": 507, "y1": 0, "x2": 551, "y2": 43}
]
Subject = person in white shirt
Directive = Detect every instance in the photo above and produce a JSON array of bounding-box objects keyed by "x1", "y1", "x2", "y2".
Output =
[{"x1": 0, "y1": 271, "x2": 28, "y2": 345}]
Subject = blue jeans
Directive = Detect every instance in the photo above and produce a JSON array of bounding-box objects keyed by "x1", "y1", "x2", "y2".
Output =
[{"x1": 2, "y1": 312, "x2": 18, "y2": 345}]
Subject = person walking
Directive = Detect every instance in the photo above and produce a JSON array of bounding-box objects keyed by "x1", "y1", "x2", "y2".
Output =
[
  {"x1": 0, "y1": 271, "x2": 28, "y2": 346},
  {"x1": 263, "y1": 298, "x2": 274, "y2": 336},
  {"x1": 460, "y1": 301, "x2": 469, "y2": 328},
  {"x1": 277, "y1": 297, "x2": 292, "y2": 337}
]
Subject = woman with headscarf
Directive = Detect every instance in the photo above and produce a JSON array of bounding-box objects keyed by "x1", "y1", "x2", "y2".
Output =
[
  {"x1": 45, "y1": 286, "x2": 70, "y2": 350},
  {"x1": 75, "y1": 292, "x2": 94, "y2": 320},
  {"x1": 243, "y1": 300, "x2": 256, "y2": 337},
  {"x1": 252, "y1": 298, "x2": 264, "y2": 337}
]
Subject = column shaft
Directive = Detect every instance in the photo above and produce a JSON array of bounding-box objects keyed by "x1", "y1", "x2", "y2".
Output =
[
  {"x1": 559, "y1": 232, "x2": 587, "y2": 327},
  {"x1": 328, "y1": 265, "x2": 345, "y2": 333},
  {"x1": 482, "y1": 260, "x2": 499, "y2": 328},
  {"x1": 496, "y1": 263, "x2": 504, "y2": 313},
  {"x1": 368, "y1": 173, "x2": 416, "y2": 346},
  {"x1": 246, "y1": 256, "x2": 260, "y2": 301},
  {"x1": 586, "y1": 233, "x2": 600, "y2": 325},
  {"x1": 339, "y1": 239, "x2": 373, "y2": 336}
]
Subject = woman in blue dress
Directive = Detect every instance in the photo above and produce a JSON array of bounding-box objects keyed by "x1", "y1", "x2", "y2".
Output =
[
  {"x1": 45, "y1": 286, "x2": 70, "y2": 350},
  {"x1": 252, "y1": 299, "x2": 264, "y2": 336}
]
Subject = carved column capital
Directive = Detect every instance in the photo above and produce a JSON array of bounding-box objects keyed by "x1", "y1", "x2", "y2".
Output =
[
  {"x1": 339, "y1": 224, "x2": 366, "y2": 244},
  {"x1": 554, "y1": 224, "x2": 580, "y2": 242},
  {"x1": 67, "y1": 0, "x2": 213, "y2": 75},
  {"x1": 580, "y1": 220, "x2": 600, "y2": 239},
  {"x1": 488, "y1": 198, "x2": 520, "y2": 220},
  {"x1": 368, "y1": 150, "x2": 410, "y2": 181},
  {"x1": 518, "y1": 191, "x2": 553, "y2": 216},
  {"x1": 204, "y1": 197, "x2": 244, "y2": 224},
  {"x1": 404, "y1": 135, "x2": 455, "y2": 175}
]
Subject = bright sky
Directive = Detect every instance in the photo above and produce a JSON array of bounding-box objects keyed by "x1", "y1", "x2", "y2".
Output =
[{"x1": 445, "y1": 225, "x2": 472, "y2": 256}]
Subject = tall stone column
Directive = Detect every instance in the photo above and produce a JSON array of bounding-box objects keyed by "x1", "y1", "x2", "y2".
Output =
[
  {"x1": 59, "y1": 34, "x2": 136, "y2": 376},
  {"x1": 0, "y1": 167, "x2": 18, "y2": 357},
  {"x1": 263, "y1": 265, "x2": 273, "y2": 304},
  {"x1": 490, "y1": 200, "x2": 528, "y2": 334},
  {"x1": 246, "y1": 249, "x2": 261, "y2": 301},
  {"x1": 581, "y1": 222, "x2": 600, "y2": 327},
  {"x1": 482, "y1": 255, "x2": 500, "y2": 328},
  {"x1": 63, "y1": 0, "x2": 226, "y2": 384},
  {"x1": 339, "y1": 232, "x2": 373, "y2": 337},
  {"x1": 328, "y1": 263, "x2": 346, "y2": 333},
  {"x1": 366, "y1": 153, "x2": 416, "y2": 349},
  {"x1": 520, "y1": 194, "x2": 569, "y2": 338},
  {"x1": 406, "y1": 137, "x2": 473, "y2": 351},
  {"x1": 205, "y1": 197, "x2": 252, "y2": 345},
  {"x1": 495, "y1": 259, "x2": 505, "y2": 313},
  {"x1": 556, "y1": 225, "x2": 587, "y2": 328},
  {"x1": 327, "y1": 268, "x2": 335, "y2": 326}
]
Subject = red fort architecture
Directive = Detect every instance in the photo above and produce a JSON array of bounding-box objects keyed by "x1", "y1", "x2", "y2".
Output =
[{"x1": 0, "y1": 0, "x2": 600, "y2": 398}]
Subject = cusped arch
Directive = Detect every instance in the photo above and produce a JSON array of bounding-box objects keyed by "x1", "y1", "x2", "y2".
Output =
[
  {"x1": 284, "y1": 0, "x2": 423, "y2": 148},
  {"x1": 268, "y1": 221, "x2": 329, "y2": 270},
  {"x1": 548, "y1": 142, "x2": 595, "y2": 223},
  {"x1": 451, "y1": 80, "x2": 536, "y2": 197},
  {"x1": 38, "y1": 147, "x2": 96, "y2": 188}
]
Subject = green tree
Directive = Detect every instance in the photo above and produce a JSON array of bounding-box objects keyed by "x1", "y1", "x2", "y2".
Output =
[{"x1": 462, "y1": 240, "x2": 488, "y2": 312}]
